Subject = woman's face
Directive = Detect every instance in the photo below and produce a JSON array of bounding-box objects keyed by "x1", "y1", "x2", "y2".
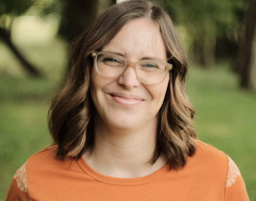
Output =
[{"x1": 90, "y1": 18, "x2": 169, "y2": 130}]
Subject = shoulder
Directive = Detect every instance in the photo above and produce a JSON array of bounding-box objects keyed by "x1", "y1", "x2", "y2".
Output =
[
  {"x1": 13, "y1": 145, "x2": 72, "y2": 195},
  {"x1": 14, "y1": 145, "x2": 60, "y2": 180},
  {"x1": 188, "y1": 140, "x2": 229, "y2": 179},
  {"x1": 13, "y1": 161, "x2": 28, "y2": 195},
  {"x1": 193, "y1": 139, "x2": 228, "y2": 164},
  {"x1": 191, "y1": 140, "x2": 241, "y2": 188},
  {"x1": 25, "y1": 144, "x2": 74, "y2": 175},
  {"x1": 192, "y1": 139, "x2": 231, "y2": 171},
  {"x1": 27, "y1": 144, "x2": 63, "y2": 169}
]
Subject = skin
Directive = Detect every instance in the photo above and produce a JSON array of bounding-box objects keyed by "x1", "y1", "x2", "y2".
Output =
[{"x1": 83, "y1": 18, "x2": 170, "y2": 178}]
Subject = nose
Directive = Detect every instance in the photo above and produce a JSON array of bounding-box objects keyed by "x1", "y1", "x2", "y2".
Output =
[{"x1": 117, "y1": 66, "x2": 140, "y2": 89}]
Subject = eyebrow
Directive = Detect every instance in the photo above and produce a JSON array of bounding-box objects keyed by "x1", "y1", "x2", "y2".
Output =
[{"x1": 104, "y1": 50, "x2": 163, "y2": 61}]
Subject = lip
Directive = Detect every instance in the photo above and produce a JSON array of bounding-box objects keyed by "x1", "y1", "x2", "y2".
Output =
[
  {"x1": 108, "y1": 93, "x2": 144, "y2": 106},
  {"x1": 109, "y1": 93, "x2": 144, "y2": 100}
]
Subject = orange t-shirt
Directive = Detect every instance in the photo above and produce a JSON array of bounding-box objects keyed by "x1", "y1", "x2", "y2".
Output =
[{"x1": 6, "y1": 140, "x2": 249, "y2": 201}]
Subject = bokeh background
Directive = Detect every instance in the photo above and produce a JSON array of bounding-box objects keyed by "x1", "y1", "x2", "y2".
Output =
[{"x1": 0, "y1": 0, "x2": 255, "y2": 199}]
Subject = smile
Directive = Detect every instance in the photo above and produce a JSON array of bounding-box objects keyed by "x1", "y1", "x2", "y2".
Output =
[{"x1": 109, "y1": 93, "x2": 144, "y2": 106}]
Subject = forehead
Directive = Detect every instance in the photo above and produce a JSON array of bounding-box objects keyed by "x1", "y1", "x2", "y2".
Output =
[{"x1": 102, "y1": 18, "x2": 167, "y2": 60}]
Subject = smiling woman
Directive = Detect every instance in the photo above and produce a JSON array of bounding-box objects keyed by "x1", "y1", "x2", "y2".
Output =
[
  {"x1": 90, "y1": 18, "x2": 170, "y2": 132},
  {"x1": 6, "y1": 0, "x2": 249, "y2": 200}
]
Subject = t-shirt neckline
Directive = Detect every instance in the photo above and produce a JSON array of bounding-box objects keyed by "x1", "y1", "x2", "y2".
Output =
[{"x1": 76, "y1": 156, "x2": 170, "y2": 186}]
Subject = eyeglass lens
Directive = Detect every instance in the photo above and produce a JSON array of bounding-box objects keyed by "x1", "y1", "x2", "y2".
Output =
[{"x1": 96, "y1": 53, "x2": 168, "y2": 84}]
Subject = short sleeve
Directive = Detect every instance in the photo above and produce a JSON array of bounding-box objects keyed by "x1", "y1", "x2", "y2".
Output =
[
  {"x1": 5, "y1": 162, "x2": 30, "y2": 201},
  {"x1": 224, "y1": 155, "x2": 250, "y2": 201}
]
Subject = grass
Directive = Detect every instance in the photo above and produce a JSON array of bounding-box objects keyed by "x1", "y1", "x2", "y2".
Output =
[
  {"x1": 0, "y1": 39, "x2": 255, "y2": 200},
  {"x1": 0, "y1": 37, "x2": 66, "y2": 199},
  {"x1": 187, "y1": 65, "x2": 256, "y2": 199}
]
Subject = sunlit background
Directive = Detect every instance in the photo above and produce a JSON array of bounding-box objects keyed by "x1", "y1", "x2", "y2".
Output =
[{"x1": 0, "y1": 0, "x2": 255, "y2": 199}]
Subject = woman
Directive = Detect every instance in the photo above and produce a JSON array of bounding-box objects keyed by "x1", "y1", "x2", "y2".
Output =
[{"x1": 6, "y1": 0, "x2": 249, "y2": 200}]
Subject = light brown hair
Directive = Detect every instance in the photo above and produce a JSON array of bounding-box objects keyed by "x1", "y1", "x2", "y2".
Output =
[{"x1": 48, "y1": 0, "x2": 197, "y2": 170}]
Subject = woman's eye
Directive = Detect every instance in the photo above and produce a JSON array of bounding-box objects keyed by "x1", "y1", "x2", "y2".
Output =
[
  {"x1": 103, "y1": 57, "x2": 121, "y2": 63},
  {"x1": 142, "y1": 63, "x2": 159, "y2": 68}
]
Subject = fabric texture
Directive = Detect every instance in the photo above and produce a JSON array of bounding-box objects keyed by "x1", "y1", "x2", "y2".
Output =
[{"x1": 5, "y1": 140, "x2": 249, "y2": 201}]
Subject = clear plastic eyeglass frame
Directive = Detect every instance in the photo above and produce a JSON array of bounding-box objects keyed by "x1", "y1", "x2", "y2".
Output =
[{"x1": 91, "y1": 51, "x2": 173, "y2": 85}]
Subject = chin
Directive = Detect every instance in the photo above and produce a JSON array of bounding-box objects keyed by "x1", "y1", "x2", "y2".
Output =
[
  {"x1": 115, "y1": 121, "x2": 139, "y2": 130},
  {"x1": 96, "y1": 104, "x2": 154, "y2": 131},
  {"x1": 106, "y1": 115, "x2": 140, "y2": 130}
]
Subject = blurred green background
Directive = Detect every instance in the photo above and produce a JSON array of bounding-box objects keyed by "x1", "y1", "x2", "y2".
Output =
[{"x1": 0, "y1": 0, "x2": 255, "y2": 200}]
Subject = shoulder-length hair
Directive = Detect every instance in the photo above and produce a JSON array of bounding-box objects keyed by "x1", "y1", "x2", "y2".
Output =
[{"x1": 48, "y1": 0, "x2": 197, "y2": 170}]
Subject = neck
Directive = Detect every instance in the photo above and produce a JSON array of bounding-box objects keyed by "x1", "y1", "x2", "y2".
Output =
[{"x1": 83, "y1": 115, "x2": 167, "y2": 178}]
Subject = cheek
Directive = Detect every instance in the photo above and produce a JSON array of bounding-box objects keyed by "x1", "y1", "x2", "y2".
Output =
[
  {"x1": 90, "y1": 70, "x2": 104, "y2": 107},
  {"x1": 90, "y1": 70, "x2": 115, "y2": 107},
  {"x1": 150, "y1": 76, "x2": 169, "y2": 106},
  {"x1": 152, "y1": 88, "x2": 167, "y2": 107}
]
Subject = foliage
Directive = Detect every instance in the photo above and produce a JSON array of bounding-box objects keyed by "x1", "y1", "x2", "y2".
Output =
[
  {"x1": 0, "y1": 0, "x2": 61, "y2": 16},
  {"x1": 0, "y1": 0, "x2": 249, "y2": 67},
  {"x1": 0, "y1": 0, "x2": 61, "y2": 33},
  {"x1": 166, "y1": 0, "x2": 246, "y2": 36},
  {"x1": 155, "y1": 0, "x2": 247, "y2": 64},
  {"x1": 1, "y1": 0, "x2": 248, "y2": 40},
  {"x1": 0, "y1": 0, "x2": 33, "y2": 16}
]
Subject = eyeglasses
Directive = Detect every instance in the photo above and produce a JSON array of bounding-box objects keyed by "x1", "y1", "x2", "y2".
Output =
[{"x1": 91, "y1": 51, "x2": 173, "y2": 85}]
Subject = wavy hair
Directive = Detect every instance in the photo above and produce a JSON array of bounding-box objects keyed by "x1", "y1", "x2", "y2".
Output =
[{"x1": 48, "y1": 0, "x2": 197, "y2": 170}]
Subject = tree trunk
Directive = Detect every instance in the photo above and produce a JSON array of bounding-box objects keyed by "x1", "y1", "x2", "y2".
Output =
[
  {"x1": 250, "y1": 31, "x2": 256, "y2": 89},
  {"x1": 62, "y1": 0, "x2": 99, "y2": 75},
  {"x1": 192, "y1": 35, "x2": 216, "y2": 68},
  {"x1": 202, "y1": 35, "x2": 215, "y2": 67},
  {"x1": 236, "y1": 0, "x2": 256, "y2": 90},
  {"x1": 0, "y1": 27, "x2": 42, "y2": 77},
  {"x1": 65, "y1": 0, "x2": 99, "y2": 43}
]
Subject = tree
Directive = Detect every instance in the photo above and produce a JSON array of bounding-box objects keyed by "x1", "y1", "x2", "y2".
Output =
[
  {"x1": 236, "y1": 0, "x2": 256, "y2": 90},
  {"x1": 0, "y1": 0, "x2": 104, "y2": 77},
  {"x1": 59, "y1": 0, "x2": 99, "y2": 43},
  {"x1": 1, "y1": 0, "x2": 248, "y2": 76},
  {"x1": 0, "y1": 0, "x2": 43, "y2": 77},
  {"x1": 59, "y1": 0, "x2": 115, "y2": 74},
  {"x1": 159, "y1": 0, "x2": 246, "y2": 67},
  {"x1": 59, "y1": 0, "x2": 115, "y2": 42}
]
